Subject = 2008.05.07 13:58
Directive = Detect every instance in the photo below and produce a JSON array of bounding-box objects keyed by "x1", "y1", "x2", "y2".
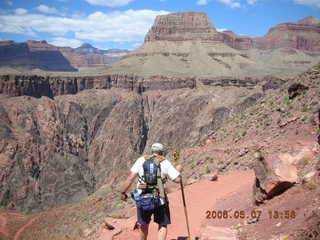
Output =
[{"x1": 206, "y1": 210, "x2": 297, "y2": 219}]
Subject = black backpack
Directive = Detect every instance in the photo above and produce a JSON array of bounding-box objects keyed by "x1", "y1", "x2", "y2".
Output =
[{"x1": 143, "y1": 156, "x2": 161, "y2": 186}]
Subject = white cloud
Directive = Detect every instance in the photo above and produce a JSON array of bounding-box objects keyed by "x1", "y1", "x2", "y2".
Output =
[
  {"x1": 294, "y1": 0, "x2": 320, "y2": 8},
  {"x1": 198, "y1": 0, "x2": 241, "y2": 7},
  {"x1": 49, "y1": 37, "x2": 83, "y2": 48},
  {"x1": 15, "y1": 8, "x2": 28, "y2": 15},
  {"x1": 197, "y1": 0, "x2": 209, "y2": 5},
  {"x1": 217, "y1": 28, "x2": 228, "y2": 32},
  {"x1": 86, "y1": 0, "x2": 134, "y2": 7},
  {"x1": 35, "y1": 5, "x2": 61, "y2": 15},
  {"x1": 246, "y1": 0, "x2": 256, "y2": 4},
  {"x1": 217, "y1": 0, "x2": 241, "y2": 8},
  {"x1": 0, "y1": 10, "x2": 169, "y2": 42}
]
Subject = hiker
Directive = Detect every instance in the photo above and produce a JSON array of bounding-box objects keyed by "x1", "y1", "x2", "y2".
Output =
[{"x1": 120, "y1": 143, "x2": 182, "y2": 240}]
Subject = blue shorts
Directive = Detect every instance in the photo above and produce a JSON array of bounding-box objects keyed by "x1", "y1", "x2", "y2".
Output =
[{"x1": 137, "y1": 203, "x2": 171, "y2": 225}]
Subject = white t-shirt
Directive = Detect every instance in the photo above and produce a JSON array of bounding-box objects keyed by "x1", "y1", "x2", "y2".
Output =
[{"x1": 130, "y1": 156, "x2": 180, "y2": 186}]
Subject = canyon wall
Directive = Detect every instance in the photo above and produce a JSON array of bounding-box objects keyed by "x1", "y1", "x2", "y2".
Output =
[{"x1": 0, "y1": 72, "x2": 278, "y2": 212}]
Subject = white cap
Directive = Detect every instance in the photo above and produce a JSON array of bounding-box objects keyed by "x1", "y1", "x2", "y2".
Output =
[{"x1": 151, "y1": 143, "x2": 165, "y2": 153}]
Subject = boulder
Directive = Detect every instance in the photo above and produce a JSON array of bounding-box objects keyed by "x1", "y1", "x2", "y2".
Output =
[
  {"x1": 201, "y1": 173, "x2": 218, "y2": 181},
  {"x1": 288, "y1": 83, "x2": 309, "y2": 99},
  {"x1": 302, "y1": 171, "x2": 317, "y2": 183},
  {"x1": 253, "y1": 151, "x2": 298, "y2": 204}
]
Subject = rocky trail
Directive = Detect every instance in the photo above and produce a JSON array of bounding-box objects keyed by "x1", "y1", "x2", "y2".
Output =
[
  {"x1": 97, "y1": 170, "x2": 255, "y2": 240},
  {"x1": 0, "y1": 214, "x2": 8, "y2": 238},
  {"x1": 0, "y1": 11, "x2": 319, "y2": 240},
  {"x1": 12, "y1": 215, "x2": 42, "y2": 240},
  {"x1": 0, "y1": 211, "x2": 24, "y2": 240}
]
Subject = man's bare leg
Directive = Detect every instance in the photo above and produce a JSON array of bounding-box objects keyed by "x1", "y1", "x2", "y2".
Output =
[
  {"x1": 158, "y1": 224, "x2": 167, "y2": 240},
  {"x1": 140, "y1": 224, "x2": 149, "y2": 240}
]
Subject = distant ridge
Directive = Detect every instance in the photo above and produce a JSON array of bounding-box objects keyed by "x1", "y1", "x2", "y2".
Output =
[
  {"x1": 110, "y1": 13, "x2": 320, "y2": 77},
  {"x1": 0, "y1": 40, "x2": 129, "y2": 71}
]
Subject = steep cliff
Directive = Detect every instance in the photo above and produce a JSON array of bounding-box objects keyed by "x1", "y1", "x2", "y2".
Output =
[
  {"x1": 0, "y1": 11, "x2": 318, "y2": 216},
  {"x1": 61, "y1": 43, "x2": 129, "y2": 67},
  {"x1": 254, "y1": 16, "x2": 320, "y2": 54},
  {"x1": 0, "y1": 72, "x2": 272, "y2": 212},
  {"x1": 221, "y1": 31, "x2": 253, "y2": 50},
  {"x1": 0, "y1": 74, "x2": 198, "y2": 97},
  {"x1": 0, "y1": 41, "x2": 128, "y2": 71},
  {"x1": 0, "y1": 40, "x2": 77, "y2": 72},
  {"x1": 111, "y1": 12, "x2": 257, "y2": 77},
  {"x1": 111, "y1": 13, "x2": 320, "y2": 78},
  {"x1": 222, "y1": 16, "x2": 320, "y2": 56},
  {"x1": 144, "y1": 12, "x2": 222, "y2": 42}
]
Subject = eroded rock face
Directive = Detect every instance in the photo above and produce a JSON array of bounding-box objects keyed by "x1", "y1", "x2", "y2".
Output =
[
  {"x1": 221, "y1": 31, "x2": 253, "y2": 50},
  {"x1": 222, "y1": 16, "x2": 320, "y2": 55},
  {"x1": 255, "y1": 17, "x2": 320, "y2": 54},
  {"x1": 0, "y1": 74, "x2": 199, "y2": 97},
  {"x1": 145, "y1": 12, "x2": 221, "y2": 42},
  {"x1": 0, "y1": 74, "x2": 272, "y2": 98},
  {"x1": 60, "y1": 44, "x2": 129, "y2": 68},
  {"x1": 114, "y1": 13, "x2": 320, "y2": 78},
  {"x1": 0, "y1": 78, "x2": 265, "y2": 212},
  {"x1": 0, "y1": 40, "x2": 128, "y2": 70},
  {"x1": 0, "y1": 96, "x2": 98, "y2": 212},
  {"x1": 0, "y1": 41, "x2": 77, "y2": 72}
]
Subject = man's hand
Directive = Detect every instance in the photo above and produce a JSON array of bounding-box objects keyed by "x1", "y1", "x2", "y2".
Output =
[
  {"x1": 176, "y1": 164, "x2": 183, "y2": 172},
  {"x1": 119, "y1": 173, "x2": 137, "y2": 201},
  {"x1": 120, "y1": 192, "x2": 128, "y2": 201},
  {"x1": 173, "y1": 175, "x2": 182, "y2": 184}
]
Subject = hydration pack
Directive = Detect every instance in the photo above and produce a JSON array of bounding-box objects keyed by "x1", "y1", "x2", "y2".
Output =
[{"x1": 143, "y1": 156, "x2": 161, "y2": 186}]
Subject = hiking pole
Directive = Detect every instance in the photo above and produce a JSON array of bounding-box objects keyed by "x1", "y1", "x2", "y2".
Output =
[
  {"x1": 172, "y1": 149, "x2": 191, "y2": 240},
  {"x1": 180, "y1": 176, "x2": 191, "y2": 240}
]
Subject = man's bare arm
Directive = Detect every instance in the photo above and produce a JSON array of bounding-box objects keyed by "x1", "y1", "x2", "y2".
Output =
[{"x1": 120, "y1": 172, "x2": 138, "y2": 193}]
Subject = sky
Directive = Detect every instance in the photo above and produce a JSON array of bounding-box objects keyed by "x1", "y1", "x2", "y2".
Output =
[{"x1": 0, "y1": 0, "x2": 319, "y2": 50}]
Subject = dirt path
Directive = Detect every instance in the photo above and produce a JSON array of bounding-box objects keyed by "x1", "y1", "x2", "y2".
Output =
[
  {"x1": 13, "y1": 215, "x2": 40, "y2": 240},
  {"x1": 0, "y1": 211, "x2": 25, "y2": 239},
  {"x1": 6, "y1": 170, "x2": 255, "y2": 240},
  {"x1": 114, "y1": 169, "x2": 255, "y2": 240},
  {"x1": 0, "y1": 214, "x2": 8, "y2": 238}
]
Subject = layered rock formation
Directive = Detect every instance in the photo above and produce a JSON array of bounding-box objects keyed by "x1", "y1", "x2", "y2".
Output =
[
  {"x1": 222, "y1": 16, "x2": 320, "y2": 55},
  {"x1": 0, "y1": 41, "x2": 129, "y2": 71},
  {"x1": 0, "y1": 80, "x2": 265, "y2": 212},
  {"x1": 61, "y1": 43, "x2": 129, "y2": 67},
  {"x1": 221, "y1": 31, "x2": 253, "y2": 50},
  {"x1": 1, "y1": 14, "x2": 319, "y2": 75},
  {"x1": 144, "y1": 12, "x2": 222, "y2": 42},
  {"x1": 111, "y1": 13, "x2": 320, "y2": 78},
  {"x1": 0, "y1": 40, "x2": 76, "y2": 72},
  {"x1": 254, "y1": 16, "x2": 320, "y2": 54},
  {"x1": 0, "y1": 11, "x2": 319, "y2": 217},
  {"x1": 112, "y1": 12, "x2": 257, "y2": 77},
  {"x1": 0, "y1": 74, "x2": 287, "y2": 98},
  {"x1": 0, "y1": 74, "x2": 198, "y2": 97},
  {"x1": 73, "y1": 43, "x2": 128, "y2": 56}
]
